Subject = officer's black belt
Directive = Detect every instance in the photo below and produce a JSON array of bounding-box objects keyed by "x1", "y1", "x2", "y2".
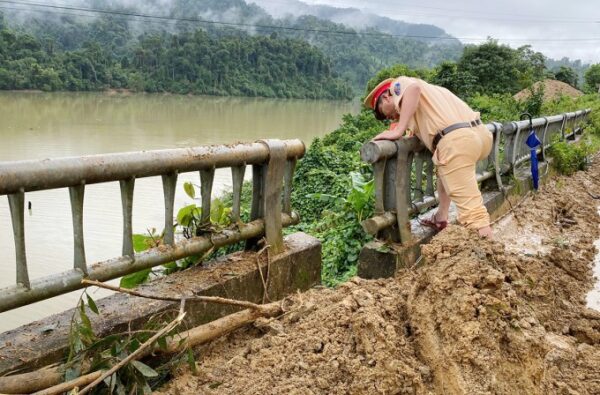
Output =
[{"x1": 431, "y1": 119, "x2": 482, "y2": 153}]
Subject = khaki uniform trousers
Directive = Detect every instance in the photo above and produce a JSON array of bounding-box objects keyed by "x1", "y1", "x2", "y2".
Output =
[{"x1": 434, "y1": 125, "x2": 493, "y2": 230}]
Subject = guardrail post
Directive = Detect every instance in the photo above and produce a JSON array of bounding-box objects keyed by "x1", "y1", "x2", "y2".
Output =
[
  {"x1": 8, "y1": 191, "x2": 30, "y2": 288},
  {"x1": 162, "y1": 172, "x2": 178, "y2": 246},
  {"x1": 231, "y1": 165, "x2": 246, "y2": 223},
  {"x1": 395, "y1": 140, "x2": 413, "y2": 245},
  {"x1": 258, "y1": 139, "x2": 286, "y2": 254},
  {"x1": 69, "y1": 183, "x2": 87, "y2": 275},
  {"x1": 119, "y1": 177, "x2": 135, "y2": 257},
  {"x1": 200, "y1": 167, "x2": 215, "y2": 227}
]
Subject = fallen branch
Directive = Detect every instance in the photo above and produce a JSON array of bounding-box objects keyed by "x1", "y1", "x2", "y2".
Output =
[
  {"x1": 164, "y1": 300, "x2": 283, "y2": 354},
  {"x1": 31, "y1": 371, "x2": 102, "y2": 395},
  {"x1": 0, "y1": 299, "x2": 284, "y2": 394},
  {"x1": 78, "y1": 299, "x2": 187, "y2": 395},
  {"x1": 0, "y1": 365, "x2": 64, "y2": 394},
  {"x1": 81, "y1": 279, "x2": 265, "y2": 311}
]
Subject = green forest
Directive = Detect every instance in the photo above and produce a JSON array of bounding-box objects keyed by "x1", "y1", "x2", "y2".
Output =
[
  {"x1": 2, "y1": 0, "x2": 595, "y2": 98},
  {"x1": 0, "y1": 13, "x2": 352, "y2": 99},
  {"x1": 0, "y1": 0, "x2": 464, "y2": 98}
]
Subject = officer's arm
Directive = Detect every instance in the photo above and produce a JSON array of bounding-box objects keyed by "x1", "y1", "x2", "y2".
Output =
[
  {"x1": 373, "y1": 83, "x2": 421, "y2": 141},
  {"x1": 393, "y1": 83, "x2": 421, "y2": 136}
]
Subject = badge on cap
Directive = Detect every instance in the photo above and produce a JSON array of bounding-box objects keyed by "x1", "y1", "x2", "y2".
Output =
[{"x1": 393, "y1": 82, "x2": 401, "y2": 96}]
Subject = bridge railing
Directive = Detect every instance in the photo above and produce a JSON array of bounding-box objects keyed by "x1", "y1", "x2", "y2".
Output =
[
  {"x1": 0, "y1": 139, "x2": 304, "y2": 312},
  {"x1": 360, "y1": 109, "x2": 591, "y2": 244}
]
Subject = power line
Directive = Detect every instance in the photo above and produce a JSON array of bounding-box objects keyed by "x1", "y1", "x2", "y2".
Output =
[{"x1": 2, "y1": 0, "x2": 600, "y2": 42}]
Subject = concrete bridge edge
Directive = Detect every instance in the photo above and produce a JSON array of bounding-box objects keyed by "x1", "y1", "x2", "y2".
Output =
[{"x1": 0, "y1": 232, "x2": 321, "y2": 376}]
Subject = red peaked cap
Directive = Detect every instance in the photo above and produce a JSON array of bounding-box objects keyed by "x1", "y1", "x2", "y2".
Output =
[{"x1": 370, "y1": 81, "x2": 392, "y2": 108}]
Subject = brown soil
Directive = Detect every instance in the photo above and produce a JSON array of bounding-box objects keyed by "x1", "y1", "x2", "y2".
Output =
[
  {"x1": 156, "y1": 158, "x2": 600, "y2": 395},
  {"x1": 514, "y1": 79, "x2": 583, "y2": 102}
]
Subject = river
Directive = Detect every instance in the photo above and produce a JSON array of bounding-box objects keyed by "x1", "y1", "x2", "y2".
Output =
[{"x1": 0, "y1": 91, "x2": 359, "y2": 332}]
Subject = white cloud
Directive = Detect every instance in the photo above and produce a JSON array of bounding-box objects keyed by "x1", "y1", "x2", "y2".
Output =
[{"x1": 294, "y1": 0, "x2": 600, "y2": 63}]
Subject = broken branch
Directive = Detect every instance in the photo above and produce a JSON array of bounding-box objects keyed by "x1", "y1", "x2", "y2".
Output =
[{"x1": 81, "y1": 279, "x2": 265, "y2": 311}]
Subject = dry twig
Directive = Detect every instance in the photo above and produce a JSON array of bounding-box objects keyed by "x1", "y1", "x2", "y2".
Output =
[
  {"x1": 254, "y1": 244, "x2": 272, "y2": 303},
  {"x1": 81, "y1": 279, "x2": 264, "y2": 311}
]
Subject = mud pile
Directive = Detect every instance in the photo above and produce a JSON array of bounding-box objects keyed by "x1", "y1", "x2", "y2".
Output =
[
  {"x1": 513, "y1": 79, "x2": 583, "y2": 101},
  {"x1": 157, "y1": 160, "x2": 600, "y2": 394}
]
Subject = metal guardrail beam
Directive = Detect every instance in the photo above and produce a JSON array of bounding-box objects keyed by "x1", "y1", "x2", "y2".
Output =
[
  {"x1": 0, "y1": 140, "x2": 305, "y2": 312},
  {"x1": 360, "y1": 109, "x2": 591, "y2": 243},
  {"x1": 0, "y1": 213, "x2": 299, "y2": 312},
  {"x1": 0, "y1": 140, "x2": 305, "y2": 195}
]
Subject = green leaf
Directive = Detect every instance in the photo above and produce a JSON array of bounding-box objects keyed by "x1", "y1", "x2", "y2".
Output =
[
  {"x1": 187, "y1": 348, "x2": 198, "y2": 374},
  {"x1": 142, "y1": 381, "x2": 153, "y2": 395},
  {"x1": 157, "y1": 336, "x2": 168, "y2": 350},
  {"x1": 177, "y1": 204, "x2": 197, "y2": 227},
  {"x1": 86, "y1": 294, "x2": 99, "y2": 314},
  {"x1": 132, "y1": 234, "x2": 152, "y2": 253},
  {"x1": 183, "y1": 181, "x2": 196, "y2": 199},
  {"x1": 103, "y1": 373, "x2": 118, "y2": 394},
  {"x1": 131, "y1": 360, "x2": 159, "y2": 378},
  {"x1": 88, "y1": 335, "x2": 120, "y2": 352},
  {"x1": 79, "y1": 305, "x2": 92, "y2": 333},
  {"x1": 119, "y1": 269, "x2": 151, "y2": 289},
  {"x1": 128, "y1": 338, "x2": 141, "y2": 353}
]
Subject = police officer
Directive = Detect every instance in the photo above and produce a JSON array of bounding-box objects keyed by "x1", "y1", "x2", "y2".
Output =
[{"x1": 364, "y1": 76, "x2": 493, "y2": 238}]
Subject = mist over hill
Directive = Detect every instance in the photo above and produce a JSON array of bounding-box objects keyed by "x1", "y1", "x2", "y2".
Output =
[
  {"x1": 249, "y1": 0, "x2": 457, "y2": 43},
  {"x1": 2, "y1": 0, "x2": 466, "y2": 94}
]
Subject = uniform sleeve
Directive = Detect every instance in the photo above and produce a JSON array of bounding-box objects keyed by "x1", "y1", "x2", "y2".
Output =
[{"x1": 391, "y1": 77, "x2": 423, "y2": 112}]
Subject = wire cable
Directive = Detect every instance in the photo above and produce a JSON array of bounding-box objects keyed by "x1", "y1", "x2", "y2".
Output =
[{"x1": 2, "y1": 0, "x2": 600, "y2": 42}]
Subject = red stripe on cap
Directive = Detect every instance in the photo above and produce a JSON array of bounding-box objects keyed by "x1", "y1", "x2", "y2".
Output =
[{"x1": 371, "y1": 81, "x2": 392, "y2": 108}]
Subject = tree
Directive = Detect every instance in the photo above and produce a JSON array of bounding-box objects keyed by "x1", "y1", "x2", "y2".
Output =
[
  {"x1": 430, "y1": 61, "x2": 476, "y2": 97},
  {"x1": 457, "y1": 40, "x2": 522, "y2": 95},
  {"x1": 554, "y1": 66, "x2": 578, "y2": 88},
  {"x1": 584, "y1": 64, "x2": 600, "y2": 93}
]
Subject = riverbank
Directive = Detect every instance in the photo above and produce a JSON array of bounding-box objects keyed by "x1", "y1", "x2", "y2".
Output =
[{"x1": 157, "y1": 154, "x2": 600, "y2": 394}]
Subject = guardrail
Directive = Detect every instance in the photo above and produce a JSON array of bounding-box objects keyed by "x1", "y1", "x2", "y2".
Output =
[
  {"x1": 360, "y1": 109, "x2": 591, "y2": 244},
  {"x1": 0, "y1": 139, "x2": 305, "y2": 312}
]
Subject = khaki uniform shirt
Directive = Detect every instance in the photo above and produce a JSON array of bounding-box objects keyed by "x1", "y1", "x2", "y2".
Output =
[{"x1": 390, "y1": 77, "x2": 482, "y2": 152}]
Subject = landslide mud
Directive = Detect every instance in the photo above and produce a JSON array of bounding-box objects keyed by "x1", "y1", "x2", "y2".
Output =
[{"x1": 157, "y1": 157, "x2": 600, "y2": 395}]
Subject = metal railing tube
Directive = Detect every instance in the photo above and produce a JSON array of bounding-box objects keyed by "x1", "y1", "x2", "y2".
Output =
[
  {"x1": 0, "y1": 212, "x2": 300, "y2": 312},
  {"x1": 0, "y1": 140, "x2": 305, "y2": 195}
]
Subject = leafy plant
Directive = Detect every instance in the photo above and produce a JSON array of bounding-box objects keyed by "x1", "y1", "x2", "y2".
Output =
[
  {"x1": 119, "y1": 229, "x2": 164, "y2": 289},
  {"x1": 304, "y1": 172, "x2": 374, "y2": 286},
  {"x1": 548, "y1": 137, "x2": 593, "y2": 175},
  {"x1": 65, "y1": 293, "x2": 187, "y2": 394}
]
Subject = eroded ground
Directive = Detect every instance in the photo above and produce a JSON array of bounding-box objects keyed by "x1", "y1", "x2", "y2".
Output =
[{"x1": 156, "y1": 156, "x2": 600, "y2": 395}]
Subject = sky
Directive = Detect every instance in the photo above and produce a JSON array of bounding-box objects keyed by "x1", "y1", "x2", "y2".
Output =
[{"x1": 295, "y1": 0, "x2": 600, "y2": 63}]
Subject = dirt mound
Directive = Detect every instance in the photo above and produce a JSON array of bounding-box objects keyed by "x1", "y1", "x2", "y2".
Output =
[
  {"x1": 157, "y1": 158, "x2": 600, "y2": 394},
  {"x1": 514, "y1": 79, "x2": 583, "y2": 101}
]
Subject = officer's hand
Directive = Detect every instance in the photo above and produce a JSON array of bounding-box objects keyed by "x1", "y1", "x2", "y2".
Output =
[{"x1": 373, "y1": 129, "x2": 402, "y2": 141}]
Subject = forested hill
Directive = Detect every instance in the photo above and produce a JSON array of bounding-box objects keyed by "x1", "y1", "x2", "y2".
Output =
[
  {"x1": 0, "y1": 0, "x2": 463, "y2": 97},
  {"x1": 250, "y1": 0, "x2": 456, "y2": 41}
]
